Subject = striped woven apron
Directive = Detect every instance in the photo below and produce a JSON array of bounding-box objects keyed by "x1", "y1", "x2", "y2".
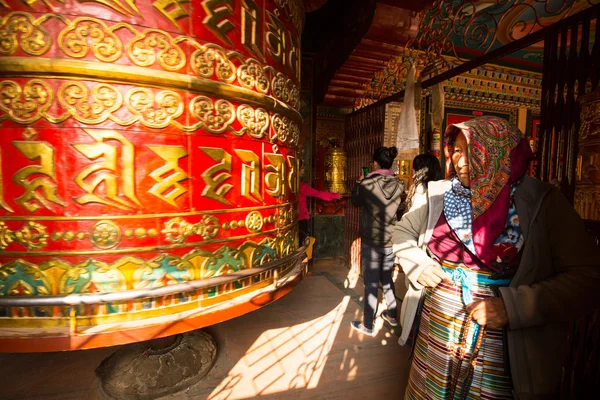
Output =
[{"x1": 405, "y1": 259, "x2": 513, "y2": 400}]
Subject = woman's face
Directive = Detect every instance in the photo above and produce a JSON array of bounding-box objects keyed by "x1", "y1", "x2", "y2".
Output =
[{"x1": 451, "y1": 132, "x2": 470, "y2": 187}]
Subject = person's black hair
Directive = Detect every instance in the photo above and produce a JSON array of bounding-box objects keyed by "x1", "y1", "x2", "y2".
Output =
[
  {"x1": 372, "y1": 146, "x2": 398, "y2": 169},
  {"x1": 412, "y1": 153, "x2": 443, "y2": 183},
  {"x1": 403, "y1": 153, "x2": 442, "y2": 212}
]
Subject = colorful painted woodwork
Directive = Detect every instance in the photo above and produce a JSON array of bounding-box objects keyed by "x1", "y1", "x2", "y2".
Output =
[{"x1": 0, "y1": 0, "x2": 304, "y2": 351}]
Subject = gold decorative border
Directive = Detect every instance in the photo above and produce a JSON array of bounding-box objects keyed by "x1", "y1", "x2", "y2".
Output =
[
  {"x1": 0, "y1": 78, "x2": 301, "y2": 148},
  {"x1": 0, "y1": 57, "x2": 302, "y2": 125},
  {"x1": 0, "y1": 13, "x2": 301, "y2": 110},
  {"x1": 0, "y1": 204, "x2": 297, "y2": 251},
  {"x1": 0, "y1": 262, "x2": 299, "y2": 329},
  {"x1": 0, "y1": 203, "x2": 295, "y2": 221},
  {"x1": 0, "y1": 223, "x2": 297, "y2": 256},
  {"x1": 0, "y1": 234, "x2": 301, "y2": 328}
]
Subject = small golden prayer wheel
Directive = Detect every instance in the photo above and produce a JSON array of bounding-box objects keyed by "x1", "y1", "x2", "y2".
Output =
[
  {"x1": 397, "y1": 159, "x2": 412, "y2": 189},
  {"x1": 325, "y1": 147, "x2": 348, "y2": 194}
]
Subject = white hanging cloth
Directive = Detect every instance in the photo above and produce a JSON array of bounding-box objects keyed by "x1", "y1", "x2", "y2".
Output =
[
  {"x1": 396, "y1": 63, "x2": 419, "y2": 150},
  {"x1": 431, "y1": 82, "x2": 445, "y2": 130}
]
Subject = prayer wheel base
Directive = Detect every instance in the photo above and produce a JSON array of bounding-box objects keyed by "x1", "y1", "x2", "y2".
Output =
[{"x1": 96, "y1": 331, "x2": 217, "y2": 400}]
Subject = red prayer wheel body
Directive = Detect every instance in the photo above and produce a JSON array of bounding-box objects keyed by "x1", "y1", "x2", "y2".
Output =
[{"x1": 0, "y1": 0, "x2": 304, "y2": 351}]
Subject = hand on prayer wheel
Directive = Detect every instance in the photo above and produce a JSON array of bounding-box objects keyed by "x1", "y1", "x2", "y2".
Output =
[{"x1": 0, "y1": 0, "x2": 305, "y2": 352}]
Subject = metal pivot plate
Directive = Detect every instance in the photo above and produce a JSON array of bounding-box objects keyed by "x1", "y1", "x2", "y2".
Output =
[{"x1": 96, "y1": 331, "x2": 217, "y2": 400}]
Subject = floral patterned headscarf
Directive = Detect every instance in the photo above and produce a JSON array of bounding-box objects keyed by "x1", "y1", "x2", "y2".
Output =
[{"x1": 444, "y1": 116, "x2": 534, "y2": 268}]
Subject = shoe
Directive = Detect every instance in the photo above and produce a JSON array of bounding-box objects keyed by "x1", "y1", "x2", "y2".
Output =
[
  {"x1": 350, "y1": 321, "x2": 374, "y2": 337},
  {"x1": 382, "y1": 310, "x2": 399, "y2": 327}
]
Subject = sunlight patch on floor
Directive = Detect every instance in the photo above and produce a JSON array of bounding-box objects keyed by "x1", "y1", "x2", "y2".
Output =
[{"x1": 208, "y1": 296, "x2": 351, "y2": 400}]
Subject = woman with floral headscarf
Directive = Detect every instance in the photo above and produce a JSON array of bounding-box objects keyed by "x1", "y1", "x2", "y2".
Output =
[{"x1": 393, "y1": 117, "x2": 600, "y2": 399}]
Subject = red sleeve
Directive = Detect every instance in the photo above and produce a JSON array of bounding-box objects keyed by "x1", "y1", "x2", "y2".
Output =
[{"x1": 300, "y1": 182, "x2": 340, "y2": 201}]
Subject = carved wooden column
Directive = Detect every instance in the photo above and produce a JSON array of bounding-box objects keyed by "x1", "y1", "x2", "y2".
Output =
[{"x1": 574, "y1": 90, "x2": 600, "y2": 221}]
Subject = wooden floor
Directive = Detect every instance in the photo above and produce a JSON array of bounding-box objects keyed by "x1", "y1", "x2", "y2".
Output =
[{"x1": 0, "y1": 259, "x2": 412, "y2": 400}]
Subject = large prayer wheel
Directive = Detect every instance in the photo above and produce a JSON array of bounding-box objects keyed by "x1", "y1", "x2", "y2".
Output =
[{"x1": 0, "y1": 0, "x2": 305, "y2": 352}]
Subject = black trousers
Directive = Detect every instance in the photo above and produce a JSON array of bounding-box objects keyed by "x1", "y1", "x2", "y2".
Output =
[{"x1": 361, "y1": 242, "x2": 398, "y2": 330}]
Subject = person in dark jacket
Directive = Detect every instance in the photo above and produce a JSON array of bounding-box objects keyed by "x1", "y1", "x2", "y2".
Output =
[{"x1": 350, "y1": 146, "x2": 404, "y2": 336}]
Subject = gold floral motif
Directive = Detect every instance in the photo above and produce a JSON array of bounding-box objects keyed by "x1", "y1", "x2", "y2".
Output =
[
  {"x1": 275, "y1": 206, "x2": 294, "y2": 229},
  {"x1": 271, "y1": 114, "x2": 290, "y2": 143},
  {"x1": 279, "y1": 229, "x2": 296, "y2": 256},
  {"x1": 125, "y1": 88, "x2": 184, "y2": 128},
  {"x1": 90, "y1": 220, "x2": 122, "y2": 250},
  {"x1": 58, "y1": 82, "x2": 123, "y2": 124},
  {"x1": 289, "y1": 84, "x2": 300, "y2": 110},
  {"x1": 236, "y1": 104, "x2": 269, "y2": 138},
  {"x1": 290, "y1": 122, "x2": 300, "y2": 146},
  {"x1": 3, "y1": 221, "x2": 49, "y2": 251},
  {"x1": 0, "y1": 12, "x2": 52, "y2": 56},
  {"x1": 245, "y1": 211, "x2": 263, "y2": 233},
  {"x1": 265, "y1": 72, "x2": 299, "y2": 110},
  {"x1": 127, "y1": 29, "x2": 185, "y2": 71},
  {"x1": 162, "y1": 216, "x2": 220, "y2": 244},
  {"x1": 191, "y1": 45, "x2": 236, "y2": 83},
  {"x1": 0, "y1": 221, "x2": 14, "y2": 250},
  {"x1": 58, "y1": 258, "x2": 127, "y2": 296},
  {"x1": 58, "y1": 18, "x2": 122, "y2": 62},
  {"x1": 191, "y1": 216, "x2": 220, "y2": 239},
  {"x1": 190, "y1": 96, "x2": 235, "y2": 133},
  {"x1": 0, "y1": 79, "x2": 52, "y2": 124},
  {"x1": 7, "y1": 280, "x2": 34, "y2": 296},
  {"x1": 271, "y1": 73, "x2": 289, "y2": 103},
  {"x1": 237, "y1": 60, "x2": 269, "y2": 93}
]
